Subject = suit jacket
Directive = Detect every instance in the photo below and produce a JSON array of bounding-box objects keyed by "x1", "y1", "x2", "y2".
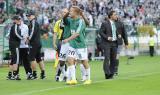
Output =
[
  {"x1": 116, "y1": 20, "x2": 128, "y2": 45},
  {"x1": 99, "y1": 19, "x2": 120, "y2": 46}
]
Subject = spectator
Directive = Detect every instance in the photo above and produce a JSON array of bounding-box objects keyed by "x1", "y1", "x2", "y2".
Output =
[
  {"x1": 0, "y1": 8, "x2": 8, "y2": 24},
  {"x1": 0, "y1": 0, "x2": 5, "y2": 10},
  {"x1": 15, "y1": 0, "x2": 24, "y2": 15},
  {"x1": 148, "y1": 35, "x2": 155, "y2": 57}
]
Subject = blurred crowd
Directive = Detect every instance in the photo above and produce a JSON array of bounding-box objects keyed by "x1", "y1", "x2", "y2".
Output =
[
  {"x1": 0, "y1": 0, "x2": 160, "y2": 28},
  {"x1": 63, "y1": 0, "x2": 160, "y2": 27}
]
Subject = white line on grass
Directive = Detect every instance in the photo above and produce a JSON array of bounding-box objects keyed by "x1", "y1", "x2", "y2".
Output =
[{"x1": 11, "y1": 72, "x2": 160, "y2": 95}]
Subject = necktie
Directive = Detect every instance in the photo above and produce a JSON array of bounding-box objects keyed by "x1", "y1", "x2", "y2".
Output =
[{"x1": 112, "y1": 22, "x2": 117, "y2": 41}]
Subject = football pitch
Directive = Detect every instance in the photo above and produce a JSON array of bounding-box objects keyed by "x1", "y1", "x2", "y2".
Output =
[{"x1": 0, "y1": 56, "x2": 160, "y2": 95}]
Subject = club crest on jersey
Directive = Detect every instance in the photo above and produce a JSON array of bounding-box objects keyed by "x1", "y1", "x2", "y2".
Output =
[{"x1": 71, "y1": 30, "x2": 76, "y2": 34}]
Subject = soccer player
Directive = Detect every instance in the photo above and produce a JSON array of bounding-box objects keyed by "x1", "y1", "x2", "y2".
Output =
[
  {"x1": 53, "y1": 9, "x2": 69, "y2": 81},
  {"x1": 63, "y1": 6, "x2": 91, "y2": 85},
  {"x1": 53, "y1": 8, "x2": 89, "y2": 82}
]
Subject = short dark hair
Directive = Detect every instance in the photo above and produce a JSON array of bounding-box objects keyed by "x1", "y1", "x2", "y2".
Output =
[
  {"x1": 108, "y1": 10, "x2": 116, "y2": 18},
  {"x1": 12, "y1": 15, "x2": 21, "y2": 20},
  {"x1": 26, "y1": 10, "x2": 36, "y2": 17}
]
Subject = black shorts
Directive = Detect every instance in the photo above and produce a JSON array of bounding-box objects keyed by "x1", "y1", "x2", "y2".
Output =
[
  {"x1": 9, "y1": 47, "x2": 20, "y2": 65},
  {"x1": 29, "y1": 45, "x2": 42, "y2": 63}
]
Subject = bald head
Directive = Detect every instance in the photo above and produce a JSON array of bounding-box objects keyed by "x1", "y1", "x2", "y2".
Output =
[{"x1": 61, "y1": 8, "x2": 69, "y2": 17}]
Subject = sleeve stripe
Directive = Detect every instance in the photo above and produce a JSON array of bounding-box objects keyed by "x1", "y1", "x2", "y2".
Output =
[
  {"x1": 76, "y1": 19, "x2": 83, "y2": 33},
  {"x1": 15, "y1": 25, "x2": 23, "y2": 39},
  {"x1": 29, "y1": 20, "x2": 35, "y2": 40}
]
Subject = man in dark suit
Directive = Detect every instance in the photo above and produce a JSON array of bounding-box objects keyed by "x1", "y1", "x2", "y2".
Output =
[
  {"x1": 114, "y1": 17, "x2": 128, "y2": 75},
  {"x1": 99, "y1": 10, "x2": 121, "y2": 79}
]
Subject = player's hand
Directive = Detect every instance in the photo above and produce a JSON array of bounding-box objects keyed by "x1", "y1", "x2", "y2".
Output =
[
  {"x1": 108, "y1": 37, "x2": 112, "y2": 41},
  {"x1": 80, "y1": 10, "x2": 84, "y2": 17},
  {"x1": 118, "y1": 34, "x2": 121, "y2": 38},
  {"x1": 25, "y1": 38, "x2": 29, "y2": 45},
  {"x1": 42, "y1": 33, "x2": 49, "y2": 40},
  {"x1": 63, "y1": 39, "x2": 69, "y2": 44}
]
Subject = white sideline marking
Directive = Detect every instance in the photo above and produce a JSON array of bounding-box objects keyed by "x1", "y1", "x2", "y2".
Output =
[{"x1": 11, "y1": 72, "x2": 160, "y2": 95}]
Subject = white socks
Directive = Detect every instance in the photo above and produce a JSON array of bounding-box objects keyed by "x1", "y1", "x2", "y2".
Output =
[
  {"x1": 80, "y1": 64, "x2": 86, "y2": 80},
  {"x1": 86, "y1": 68, "x2": 91, "y2": 80},
  {"x1": 66, "y1": 67, "x2": 71, "y2": 81},
  {"x1": 68, "y1": 65, "x2": 76, "y2": 80},
  {"x1": 66, "y1": 64, "x2": 90, "y2": 81}
]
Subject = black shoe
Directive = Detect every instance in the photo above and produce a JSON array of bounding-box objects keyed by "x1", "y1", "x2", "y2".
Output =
[
  {"x1": 32, "y1": 71, "x2": 37, "y2": 79},
  {"x1": 105, "y1": 74, "x2": 110, "y2": 79},
  {"x1": 40, "y1": 74, "x2": 46, "y2": 79},
  {"x1": 6, "y1": 75, "x2": 12, "y2": 80},
  {"x1": 63, "y1": 76, "x2": 67, "y2": 82},
  {"x1": 55, "y1": 76, "x2": 59, "y2": 82},
  {"x1": 10, "y1": 75, "x2": 21, "y2": 80},
  {"x1": 105, "y1": 74, "x2": 113, "y2": 79},
  {"x1": 10, "y1": 76, "x2": 16, "y2": 80},
  {"x1": 108, "y1": 74, "x2": 114, "y2": 79},
  {"x1": 15, "y1": 77, "x2": 21, "y2": 80},
  {"x1": 27, "y1": 74, "x2": 34, "y2": 80},
  {"x1": 32, "y1": 76, "x2": 38, "y2": 79}
]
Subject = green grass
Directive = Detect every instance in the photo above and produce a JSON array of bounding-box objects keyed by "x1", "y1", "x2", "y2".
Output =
[{"x1": 0, "y1": 56, "x2": 160, "y2": 95}]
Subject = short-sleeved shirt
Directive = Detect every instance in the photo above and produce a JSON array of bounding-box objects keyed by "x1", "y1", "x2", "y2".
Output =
[
  {"x1": 64, "y1": 17, "x2": 86, "y2": 49},
  {"x1": 54, "y1": 19, "x2": 63, "y2": 39},
  {"x1": 54, "y1": 19, "x2": 71, "y2": 40}
]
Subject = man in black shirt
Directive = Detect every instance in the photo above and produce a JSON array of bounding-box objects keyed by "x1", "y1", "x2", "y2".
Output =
[
  {"x1": 7, "y1": 16, "x2": 19, "y2": 80},
  {"x1": 27, "y1": 11, "x2": 46, "y2": 79},
  {"x1": 8, "y1": 16, "x2": 24, "y2": 80}
]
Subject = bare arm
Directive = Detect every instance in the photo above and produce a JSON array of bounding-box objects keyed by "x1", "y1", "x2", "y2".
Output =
[
  {"x1": 63, "y1": 33, "x2": 79, "y2": 43},
  {"x1": 63, "y1": 12, "x2": 70, "y2": 25},
  {"x1": 53, "y1": 20, "x2": 60, "y2": 50},
  {"x1": 53, "y1": 32, "x2": 58, "y2": 50},
  {"x1": 80, "y1": 11, "x2": 89, "y2": 26},
  {"x1": 63, "y1": 19, "x2": 83, "y2": 43}
]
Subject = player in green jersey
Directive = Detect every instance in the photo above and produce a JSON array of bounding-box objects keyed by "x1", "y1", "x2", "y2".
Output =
[{"x1": 63, "y1": 6, "x2": 91, "y2": 85}]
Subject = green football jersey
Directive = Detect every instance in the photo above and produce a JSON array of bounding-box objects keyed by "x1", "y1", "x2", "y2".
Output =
[
  {"x1": 62, "y1": 25, "x2": 71, "y2": 40},
  {"x1": 65, "y1": 17, "x2": 86, "y2": 48},
  {"x1": 61, "y1": 19, "x2": 71, "y2": 40}
]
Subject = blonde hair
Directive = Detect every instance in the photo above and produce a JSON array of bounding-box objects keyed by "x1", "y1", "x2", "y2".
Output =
[{"x1": 71, "y1": 6, "x2": 81, "y2": 14}]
